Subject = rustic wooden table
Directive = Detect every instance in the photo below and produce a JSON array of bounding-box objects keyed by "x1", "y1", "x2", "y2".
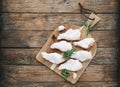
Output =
[{"x1": 0, "y1": 0, "x2": 118, "y2": 87}]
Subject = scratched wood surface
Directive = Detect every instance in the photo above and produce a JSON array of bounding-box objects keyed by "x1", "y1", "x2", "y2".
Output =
[{"x1": 0, "y1": 0, "x2": 118, "y2": 87}]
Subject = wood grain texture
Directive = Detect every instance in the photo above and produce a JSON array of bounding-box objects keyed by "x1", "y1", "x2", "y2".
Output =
[
  {"x1": 1, "y1": 14, "x2": 117, "y2": 31},
  {"x1": 1, "y1": 82, "x2": 117, "y2": 87},
  {"x1": 0, "y1": 0, "x2": 118, "y2": 85},
  {"x1": 1, "y1": 65, "x2": 117, "y2": 82},
  {"x1": 1, "y1": 0, "x2": 117, "y2": 13},
  {"x1": 0, "y1": 31, "x2": 117, "y2": 48},
  {"x1": 0, "y1": 48, "x2": 116, "y2": 65}
]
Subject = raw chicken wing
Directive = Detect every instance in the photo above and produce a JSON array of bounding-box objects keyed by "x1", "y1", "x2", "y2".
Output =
[
  {"x1": 73, "y1": 38, "x2": 95, "y2": 49},
  {"x1": 58, "y1": 59, "x2": 83, "y2": 71},
  {"x1": 41, "y1": 52, "x2": 65, "y2": 64},
  {"x1": 50, "y1": 41, "x2": 72, "y2": 52},
  {"x1": 71, "y1": 50, "x2": 92, "y2": 62},
  {"x1": 57, "y1": 29, "x2": 81, "y2": 41}
]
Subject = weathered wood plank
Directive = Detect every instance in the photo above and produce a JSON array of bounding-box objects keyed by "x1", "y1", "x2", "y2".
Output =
[
  {"x1": 0, "y1": 48, "x2": 116, "y2": 65},
  {"x1": 1, "y1": 65, "x2": 117, "y2": 82},
  {"x1": 1, "y1": 82, "x2": 117, "y2": 87},
  {"x1": 0, "y1": 31, "x2": 117, "y2": 48},
  {"x1": 1, "y1": 0, "x2": 117, "y2": 13},
  {"x1": 1, "y1": 14, "x2": 117, "y2": 31}
]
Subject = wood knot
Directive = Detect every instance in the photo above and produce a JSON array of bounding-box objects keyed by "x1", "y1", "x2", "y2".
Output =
[{"x1": 52, "y1": 35, "x2": 56, "y2": 41}]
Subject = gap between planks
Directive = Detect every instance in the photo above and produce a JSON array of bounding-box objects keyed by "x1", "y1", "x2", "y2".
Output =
[{"x1": 0, "y1": 12, "x2": 119, "y2": 14}]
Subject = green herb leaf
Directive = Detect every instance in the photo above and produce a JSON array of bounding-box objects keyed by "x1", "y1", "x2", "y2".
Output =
[
  {"x1": 61, "y1": 69, "x2": 70, "y2": 78},
  {"x1": 85, "y1": 22, "x2": 92, "y2": 35},
  {"x1": 63, "y1": 48, "x2": 76, "y2": 59}
]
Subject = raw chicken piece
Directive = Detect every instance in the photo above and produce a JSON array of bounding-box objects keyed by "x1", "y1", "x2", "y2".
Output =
[
  {"x1": 71, "y1": 50, "x2": 92, "y2": 62},
  {"x1": 58, "y1": 25, "x2": 65, "y2": 31},
  {"x1": 57, "y1": 29, "x2": 81, "y2": 41},
  {"x1": 58, "y1": 59, "x2": 83, "y2": 71},
  {"x1": 73, "y1": 38, "x2": 95, "y2": 49},
  {"x1": 50, "y1": 41, "x2": 72, "y2": 52},
  {"x1": 73, "y1": 72, "x2": 77, "y2": 79},
  {"x1": 41, "y1": 52, "x2": 65, "y2": 64}
]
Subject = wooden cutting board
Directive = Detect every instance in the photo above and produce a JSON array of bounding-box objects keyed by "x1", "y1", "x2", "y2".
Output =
[{"x1": 36, "y1": 13, "x2": 100, "y2": 84}]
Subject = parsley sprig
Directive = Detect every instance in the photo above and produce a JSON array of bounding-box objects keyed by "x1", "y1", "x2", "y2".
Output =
[
  {"x1": 63, "y1": 48, "x2": 76, "y2": 59},
  {"x1": 61, "y1": 69, "x2": 70, "y2": 78},
  {"x1": 85, "y1": 22, "x2": 92, "y2": 35}
]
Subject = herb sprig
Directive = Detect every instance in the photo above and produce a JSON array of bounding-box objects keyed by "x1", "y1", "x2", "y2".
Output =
[
  {"x1": 63, "y1": 48, "x2": 76, "y2": 59},
  {"x1": 85, "y1": 22, "x2": 92, "y2": 35},
  {"x1": 61, "y1": 69, "x2": 70, "y2": 78}
]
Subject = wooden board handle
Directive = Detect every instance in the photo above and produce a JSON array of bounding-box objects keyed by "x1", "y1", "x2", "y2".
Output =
[{"x1": 87, "y1": 13, "x2": 101, "y2": 27}]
